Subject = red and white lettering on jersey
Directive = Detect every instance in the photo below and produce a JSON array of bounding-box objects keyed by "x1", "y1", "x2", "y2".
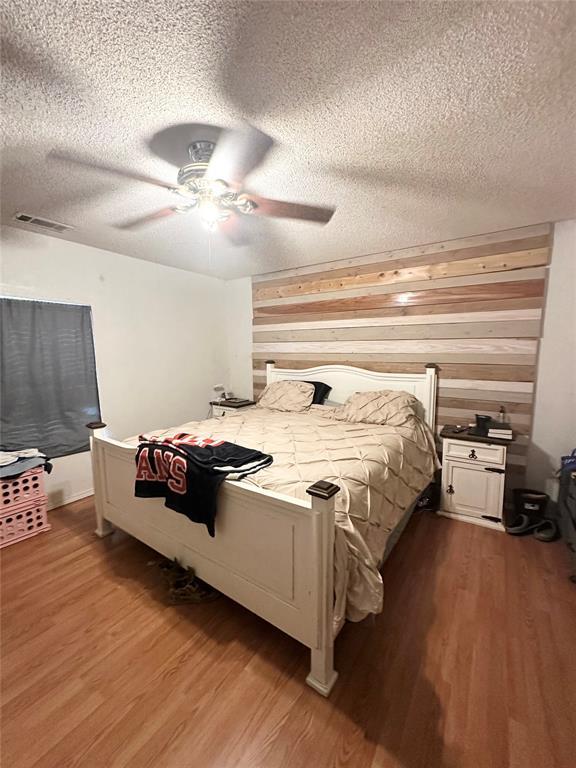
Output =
[
  {"x1": 167, "y1": 455, "x2": 187, "y2": 494},
  {"x1": 153, "y1": 448, "x2": 169, "y2": 482},
  {"x1": 140, "y1": 432, "x2": 224, "y2": 448},
  {"x1": 141, "y1": 433, "x2": 225, "y2": 449},
  {"x1": 172, "y1": 433, "x2": 225, "y2": 448},
  {"x1": 135, "y1": 447, "x2": 156, "y2": 481},
  {"x1": 136, "y1": 447, "x2": 187, "y2": 495}
]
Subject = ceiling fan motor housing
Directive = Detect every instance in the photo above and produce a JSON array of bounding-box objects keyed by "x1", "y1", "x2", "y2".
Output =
[
  {"x1": 176, "y1": 141, "x2": 215, "y2": 185},
  {"x1": 173, "y1": 139, "x2": 255, "y2": 219}
]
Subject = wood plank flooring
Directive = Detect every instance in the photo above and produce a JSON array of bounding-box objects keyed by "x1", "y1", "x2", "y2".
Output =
[{"x1": 1, "y1": 497, "x2": 575, "y2": 768}]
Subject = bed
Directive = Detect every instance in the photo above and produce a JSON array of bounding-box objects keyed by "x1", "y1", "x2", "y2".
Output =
[{"x1": 88, "y1": 363, "x2": 438, "y2": 696}]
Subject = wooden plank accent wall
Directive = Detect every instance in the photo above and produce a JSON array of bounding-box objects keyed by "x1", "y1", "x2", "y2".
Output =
[{"x1": 251, "y1": 224, "x2": 552, "y2": 492}]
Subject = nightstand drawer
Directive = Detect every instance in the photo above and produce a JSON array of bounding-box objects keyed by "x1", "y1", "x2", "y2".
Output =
[{"x1": 443, "y1": 439, "x2": 506, "y2": 467}]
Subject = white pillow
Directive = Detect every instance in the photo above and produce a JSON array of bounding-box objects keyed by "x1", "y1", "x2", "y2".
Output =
[{"x1": 256, "y1": 380, "x2": 315, "y2": 412}]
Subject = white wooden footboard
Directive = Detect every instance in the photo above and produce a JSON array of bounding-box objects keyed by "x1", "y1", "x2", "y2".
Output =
[{"x1": 88, "y1": 424, "x2": 339, "y2": 696}]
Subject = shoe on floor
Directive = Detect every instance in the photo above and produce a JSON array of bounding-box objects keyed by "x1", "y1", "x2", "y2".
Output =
[
  {"x1": 505, "y1": 513, "x2": 542, "y2": 536},
  {"x1": 533, "y1": 519, "x2": 560, "y2": 543},
  {"x1": 169, "y1": 579, "x2": 220, "y2": 604}
]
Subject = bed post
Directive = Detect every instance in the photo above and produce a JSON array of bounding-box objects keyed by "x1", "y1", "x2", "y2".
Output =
[
  {"x1": 265, "y1": 359, "x2": 275, "y2": 385},
  {"x1": 306, "y1": 480, "x2": 340, "y2": 697},
  {"x1": 424, "y1": 363, "x2": 438, "y2": 430},
  {"x1": 86, "y1": 421, "x2": 114, "y2": 538}
]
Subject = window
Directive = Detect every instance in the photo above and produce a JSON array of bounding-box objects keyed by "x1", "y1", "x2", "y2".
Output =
[{"x1": 0, "y1": 297, "x2": 101, "y2": 458}]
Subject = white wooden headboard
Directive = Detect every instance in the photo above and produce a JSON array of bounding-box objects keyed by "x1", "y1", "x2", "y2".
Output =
[{"x1": 266, "y1": 362, "x2": 438, "y2": 429}]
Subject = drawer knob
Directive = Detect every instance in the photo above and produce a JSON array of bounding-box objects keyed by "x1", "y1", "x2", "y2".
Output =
[
  {"x1": 447, "y1": 484, "x2": 455, "y2": 495},
  {"x1": 469, "y1": 449, "x2": 477, "y2": 459}
]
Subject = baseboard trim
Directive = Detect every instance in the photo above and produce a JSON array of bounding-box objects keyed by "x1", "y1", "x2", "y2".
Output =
[
  {"x1": 437, "y1": 509, "x2": 505, "y2": 532},
  {"x1": 47, "y1": 488, "x2": 94, "y2": 511}
]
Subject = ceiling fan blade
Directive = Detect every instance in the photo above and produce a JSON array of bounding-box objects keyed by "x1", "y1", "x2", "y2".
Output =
[
  {"x1": 218, "y1": 214, "x2": 252, "y2": 247},
  {"x1": 1, "y1": 36, "x2": 78, "y2": 95},
  {"x1": 115, "y1": 206, "x2": 180, "y2": 230},
  {"x1": 205, "y1": 123, "x2": 274, "y2": 187},
  {"x1": 248, "y1": 195, "x2": 335, "y2": 224},
  {"x1": 48, "y1": 150, "x2": 175, "y2": 190}
]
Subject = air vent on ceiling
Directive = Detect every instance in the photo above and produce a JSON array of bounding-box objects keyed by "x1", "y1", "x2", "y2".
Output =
[{"x1": 13, "y1": 212, "x2": 74, "y2": 234}]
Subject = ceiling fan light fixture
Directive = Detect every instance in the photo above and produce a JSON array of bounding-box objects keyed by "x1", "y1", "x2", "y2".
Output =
[
  {"x1": 198, "y1": 200, "x2": 230, "y2": 230},
  {"x1": 236, "y1": 194, "x2": 256, "y2": 215},
  {"x1": 209, "y1": 179, "x2": 229, "y2": 196}
]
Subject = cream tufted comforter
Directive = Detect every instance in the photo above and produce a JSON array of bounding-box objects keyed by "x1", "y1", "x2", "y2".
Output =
[{"x1": 130, "y1": 405, "x2": 439, "y2": 631}]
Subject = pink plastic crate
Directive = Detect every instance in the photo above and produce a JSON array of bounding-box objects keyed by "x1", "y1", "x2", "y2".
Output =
[
  {"x1": 0, "y1": 499, "x2": 51, "y2": 547},
  {"x1": 1, "y1": 467, "x2": 45, "y2": 510}
]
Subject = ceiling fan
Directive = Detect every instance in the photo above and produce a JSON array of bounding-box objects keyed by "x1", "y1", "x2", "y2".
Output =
[{"x1": 49, "y1": 123, "x2": 335, "y2": 242}]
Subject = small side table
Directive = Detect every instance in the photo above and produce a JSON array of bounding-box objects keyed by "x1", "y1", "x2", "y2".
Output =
[
  {"x1": 210, "y1": 399, "x2": 255, "y2": 418},
  {"x1": 438, "y1": 426, "x2": 514, "y2": 531}
]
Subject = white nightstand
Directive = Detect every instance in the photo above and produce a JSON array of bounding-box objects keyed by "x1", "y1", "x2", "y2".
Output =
[
  {"x1": 438, "y1": 428, "x2": 509, "y2": 531},
  {"x1": 210, "y1": 400, "x2": 255, "y2": 418}
]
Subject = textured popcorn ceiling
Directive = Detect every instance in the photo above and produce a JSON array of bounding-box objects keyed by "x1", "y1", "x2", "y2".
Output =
[{"x1": 1, "y1": 1, "x2": 575, "y2": 278}]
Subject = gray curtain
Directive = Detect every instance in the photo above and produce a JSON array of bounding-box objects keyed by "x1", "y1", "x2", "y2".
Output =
[{"x1": 0, "y1": 298, "x2": 101, "y2": 458}]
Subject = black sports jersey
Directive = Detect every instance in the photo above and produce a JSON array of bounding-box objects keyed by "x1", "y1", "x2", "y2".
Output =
[{"x1": 134, "y1": 433, "x2": 273, "y2": 536}]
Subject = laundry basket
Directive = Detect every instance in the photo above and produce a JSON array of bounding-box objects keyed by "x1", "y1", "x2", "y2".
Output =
[
  {"x1": 0, "y1": 468, "x2": 50, "y2": 548},
  {"x1": 1, "y1": 466, "x2": 45, "y2": 509}
]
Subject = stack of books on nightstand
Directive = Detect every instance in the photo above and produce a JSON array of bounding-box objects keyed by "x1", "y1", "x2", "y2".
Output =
[{"x1": 486, "y1": 420, "x2": 513, "y2": 440}]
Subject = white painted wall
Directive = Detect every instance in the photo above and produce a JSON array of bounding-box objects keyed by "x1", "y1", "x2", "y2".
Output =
[
  {"x1": 1, "y1": 227, "x2": 229, "y2": 509},
  {"x1": 528, "y1": 219, "x2": 576, "y2": 491},
  {"x1": 223, "y1": 277, "x2": 253, "y2": 399}
]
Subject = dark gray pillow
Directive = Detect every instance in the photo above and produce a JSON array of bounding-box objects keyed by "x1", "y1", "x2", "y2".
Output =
[{"x1": 304, "y1": 381, "x2": 332, "y2": 405}]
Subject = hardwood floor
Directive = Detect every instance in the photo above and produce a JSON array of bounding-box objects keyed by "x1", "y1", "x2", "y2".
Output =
[{"x1": 1, "y1": 497, "x2": 575, "y2": 768}]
